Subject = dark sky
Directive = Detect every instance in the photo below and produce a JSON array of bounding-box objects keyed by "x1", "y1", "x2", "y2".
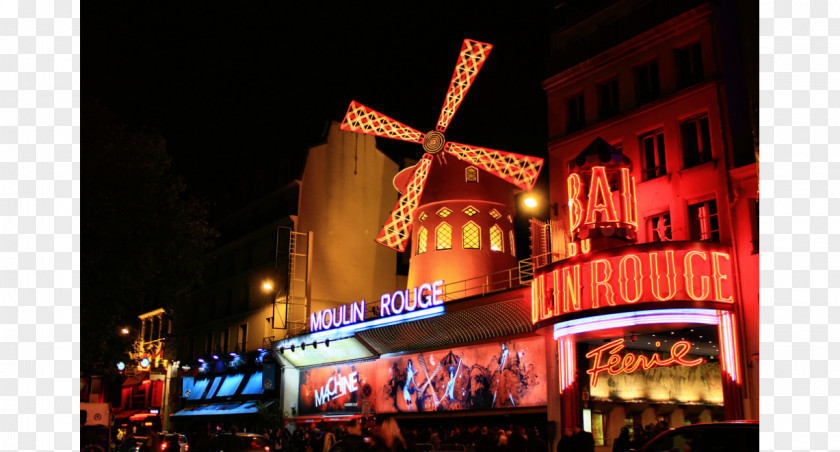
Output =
[{"x1": 85, "y1": 2, "x2": 555, "y2": 199}]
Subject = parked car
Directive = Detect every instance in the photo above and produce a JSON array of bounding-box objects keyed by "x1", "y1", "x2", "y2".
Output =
[
  {"x1": 210, "y1": 432, "x2": 270, "y2": 452},
  {"x1": 161, "y1": 433, "x2": 189, "y2": 452},
  {"x1": 635, "y1": 420, "x2": 758, "y2": 452}
]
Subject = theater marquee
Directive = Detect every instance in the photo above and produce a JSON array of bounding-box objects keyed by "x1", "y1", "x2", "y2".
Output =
[{"x1": 531, "y1": 241, "x2": 736, "y2": 324}]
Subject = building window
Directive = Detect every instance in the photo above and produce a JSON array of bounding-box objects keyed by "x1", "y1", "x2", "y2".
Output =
[
  {"x1": 463, "y1": 206, "x2": 479, "y2": 216},
  {"x1": 640, "y1": 130, "x2": 666, "y2": 180},
  {"x1": 648, "y1": 212, "x2": 672, "y2": 242},
  {"x1": 462, "y1": 222, "x2": 480, "y2": 249},
  {"x1": 597, "y1": 78, "x2": 619, "y2": 121},
  {"x1": 437, "y1": 207, "x2": 452, "y2": 218},
  {"x1": 689, "y1": 199, "x2": 720, "y2": 242},
  {"x1": 509, "y1": 230, "x2": 516, "y2": 256},
  {"x1": 675, "y1": 42, "x2": 704, "y2": 89},
  {"x1": 489, "y1": 209, "x2": 502, "y2": 220},
  {"x1": 465, "y1": 167, "x2": 479, "y2": 183},
  {"x1": 219, "y1": 329, "x2": 228, "y2": 354},
  {"x1": 634, "y1": 60, "x2": 660, "y2": 106},
  {"x1": 680, "y1": 114, "x2": 712, "y2": 168},
  {"x1": 418, "y1": 212, "x2": 428, "y2": 222},
  {"x1": 490, "y1": 225, "x2": 504, "y2": 252},
  {"x1": 417, "y1": 227, "x2": 428, "y2": 254},
  {"x1": 238, "y1": 324, "x2": 247, "y2": 353},
  {"x1": 566, "y1": 92, "x2": 585, "y2": 132},
  {"x1": 436, "y1": 223, "x2": 452, "y2": 250}
]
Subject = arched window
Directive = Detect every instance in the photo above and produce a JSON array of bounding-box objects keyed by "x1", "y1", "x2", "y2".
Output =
[
  {"x1": 417, "y1": 227, "x2": 428, "y2": 255},
  {"x1": 436, "y1": 223, "x2": 452, "y2": 250},
  {"x1": 509, "y1": 230, "x2": 516, "y2": 256},
  {"x1": 465, "y1": 166, "x2": 479, "y2": 182},
  {"x1": 490, "y1": 224, "x2": 504, "y2": 252},
  {"x1": 462, "y1": 222, "x2": 480, "y2": 249}
]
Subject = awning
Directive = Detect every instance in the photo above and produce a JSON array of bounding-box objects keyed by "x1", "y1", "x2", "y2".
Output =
[
  {"x1": 122, "y1": 372, "x2": 149, "y2": 387},
  {"x1": 171, "y1": 400, "x2": 273, "y2": 417},
  {"x1": 114, "y1": 409, "x2": 143, "y2": 419},
  {"x1": 293, "y1": 414, "x2": 361, "y2": 424}
]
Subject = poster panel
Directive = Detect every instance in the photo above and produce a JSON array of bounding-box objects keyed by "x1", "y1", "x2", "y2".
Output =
[
  {"x1": 374, "y1": 336, "x2": 547, "y2": 413},
  {"x1": 298, "y1": 361, "x2": 376, "y2": 415}
]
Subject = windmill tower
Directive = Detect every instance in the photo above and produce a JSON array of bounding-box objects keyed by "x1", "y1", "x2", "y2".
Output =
[{"x1": 341, "y1": 39, "x2": 544, "y2": 297}]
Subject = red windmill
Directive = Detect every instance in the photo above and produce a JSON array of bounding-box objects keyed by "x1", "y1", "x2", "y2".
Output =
[{"x1": 341, "y1": 39, "x2": 545, "y2": 293}]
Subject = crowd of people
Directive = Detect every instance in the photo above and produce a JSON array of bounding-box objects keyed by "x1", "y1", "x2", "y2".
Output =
[{"x1": 176, "y1": 417, "x2": 671, "y2": 451}]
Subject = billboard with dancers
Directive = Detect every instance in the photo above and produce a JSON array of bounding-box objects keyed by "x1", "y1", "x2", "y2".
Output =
[{"x1": 374, "y1": 337, "x2": 547, "y2": 413}]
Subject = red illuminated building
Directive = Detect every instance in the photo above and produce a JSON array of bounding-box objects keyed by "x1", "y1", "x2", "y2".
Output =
[{"x1": 257, "y1": 2, "x2": 756, "y2": 451}]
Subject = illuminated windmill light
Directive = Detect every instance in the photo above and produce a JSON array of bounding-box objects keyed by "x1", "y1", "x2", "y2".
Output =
[{"x1": 341, "y1": 39, "x2": 545, "y2": 252}]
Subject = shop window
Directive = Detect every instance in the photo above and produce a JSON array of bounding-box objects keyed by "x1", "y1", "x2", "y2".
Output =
[
  {"x1": 490, "y1": 225, "x2": 504, "y2": 252},
  {"x1": 680, "y1": 114, "x2": 712, "y2": 168},
  {"x1": 634, "y1": 60, "x2": 660, "y2": 106},
  {"x1": 417, "y1": 227, "x2": 428, "y2": 254},
  {"x1": 675, "y1": 42, "x2": 704, "y2": 89},
  {"x1": 462, "y1": 222, "x2": 480, "y2": 249},
  {"x1": 437, "y1": 207, "x2": 452, "y2": 218},
  {"x1": 566, "y1": 92, "x2": 585, "y2": 133},
  {"x1": 597, "y1": 78, "x2": 619, "y2": 121},
  {"x1": 640, "y1": 129, "x2": 667, "y2": 180},
  {"x1": 648, "y1": 211, "x2": 672, "y2": 242},
  {"x1": 592, "y1": 411, "x2": 605, "y2": 446},
  {"x1": 465, "y1": 166, "x2": 479, "y2": 183},
  {"x1": 463, "y1": 206, "x2": 479, "y2": 216},
  {"x1": 689, "y1": 199, "x2": 720, "y2": 242},
  {"x1": 435, "y1": 223, "x2": 452, "y2": 250},
  {"x1": 509, "y1": 230, "x2": 516, "y2": 256}
]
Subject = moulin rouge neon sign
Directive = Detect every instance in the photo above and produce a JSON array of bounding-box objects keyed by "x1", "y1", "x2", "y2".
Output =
[
  {"x1": 531, "y1": 244, "x2": 734, "y2": 323},
  {"x1": 310, "y1": 280, "x2": 444, "y2": 333},
  {"x1": 585, "y1": 338, "x2": 704, "y2": 386}
]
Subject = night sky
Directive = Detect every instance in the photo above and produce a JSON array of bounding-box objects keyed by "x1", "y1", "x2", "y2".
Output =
[{"x1": 85, "y1": 2, "x2": 555, "y2": 201}]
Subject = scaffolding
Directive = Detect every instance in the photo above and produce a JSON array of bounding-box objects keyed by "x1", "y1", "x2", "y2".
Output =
[{"x1": 272, "y1": 228, "x2": 311, "y2": 337}]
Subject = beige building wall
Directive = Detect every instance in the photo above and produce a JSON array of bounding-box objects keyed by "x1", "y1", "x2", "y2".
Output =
[{"x1": 297, "y1": 121, "x2": 407, "y2": 315}]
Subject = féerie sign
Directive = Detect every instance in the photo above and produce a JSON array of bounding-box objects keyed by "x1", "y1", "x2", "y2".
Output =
[
  {"x1": 585, "y1": 337, "x2": 703, "y2": 386},
  {"x1": 310, "y1": 280, "x2": 444, "y2": 333}
]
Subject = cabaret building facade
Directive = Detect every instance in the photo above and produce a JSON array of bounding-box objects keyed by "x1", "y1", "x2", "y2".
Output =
[{"x1": 268, "y1": 3, "x2": 757, "y2": 451}]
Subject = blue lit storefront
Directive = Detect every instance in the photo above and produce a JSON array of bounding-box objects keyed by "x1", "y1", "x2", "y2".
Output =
[{"x1": 171, "y1": 351, "x2": 279, "y2": 433}]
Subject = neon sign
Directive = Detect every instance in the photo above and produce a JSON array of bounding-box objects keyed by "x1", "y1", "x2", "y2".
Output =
[
  {"x1": 311, "y1": 280, "x2": 445, "y2": 333},
  {"x1": 585, "y1": 337, "x2": 703, "y2": 387},
  {"x1": 568, "y1": 166, "x2": 638, "y2": 237},
  {"x1": 531, "y1": 243, "x2": 734, "y2": 324}
]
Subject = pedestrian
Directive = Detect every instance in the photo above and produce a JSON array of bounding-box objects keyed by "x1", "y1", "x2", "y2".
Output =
[
  {"x1": 570, "y1": 424, "x2": 594, "y2": 452},
  {"x1": 612, "y1": 426, "x2": 631, "y2": 452},
  {"x1": 328, "y1": 418, "x2": 367, "y2": 452}
]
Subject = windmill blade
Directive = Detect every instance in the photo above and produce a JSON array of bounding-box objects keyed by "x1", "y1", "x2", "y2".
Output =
[
  {"x1": 375, "y1": 155, "x2": 434, "y2": 252},
  {"x1": 436, "y1": 39, "x2": 493, "y2": 133},
  {"x1": 341, "y1": 100, "x2": 425, "y2": 144},
  {"x1": 445, "y1": 141, "x2": 544, "y2": 191}
]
